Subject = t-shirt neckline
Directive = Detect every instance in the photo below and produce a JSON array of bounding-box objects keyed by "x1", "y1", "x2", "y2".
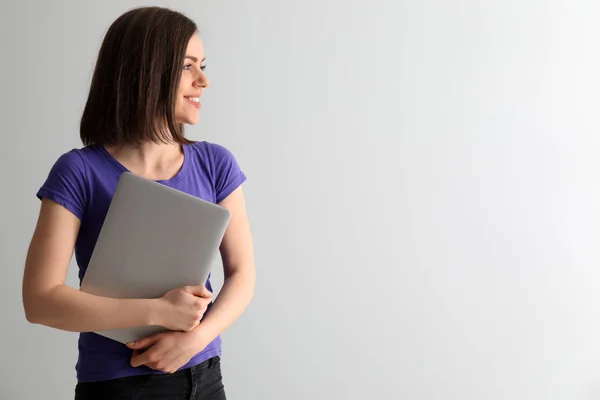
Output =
[{"x1": 96, "y1": 144, "x2": 190, "y2": 184}]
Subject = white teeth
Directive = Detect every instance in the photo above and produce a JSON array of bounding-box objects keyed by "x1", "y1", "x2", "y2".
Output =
[{"x1": 185, "y1": 97, "x2": 200, "y2": 102}]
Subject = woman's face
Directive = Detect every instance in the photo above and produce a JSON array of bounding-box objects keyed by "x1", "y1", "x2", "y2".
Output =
[{"x1": 175, "y1": 34, "x2": 210, "y2": 125}]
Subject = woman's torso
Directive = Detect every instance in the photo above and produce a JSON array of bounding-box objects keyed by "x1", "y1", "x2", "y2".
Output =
[{"x1": 37, "y1": 141, "x2": 246, "y2": 382}]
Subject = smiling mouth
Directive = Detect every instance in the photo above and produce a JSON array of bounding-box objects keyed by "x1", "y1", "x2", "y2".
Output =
[{"x1": 184, "y1": 96, "x2": 201, "y2": 108}]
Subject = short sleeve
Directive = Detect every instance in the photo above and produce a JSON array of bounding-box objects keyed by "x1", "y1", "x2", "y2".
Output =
[
  {"x1": 208, "y1": 142, "x2": 247, "y2": 203},
  {"x1": 36, "y1": 150, "x2": 89, "y2": 220}
]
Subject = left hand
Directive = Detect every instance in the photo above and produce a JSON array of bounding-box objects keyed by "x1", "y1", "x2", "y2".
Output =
[{"x1": 127, "y1": 330, "x2": 205, "y2": 374}]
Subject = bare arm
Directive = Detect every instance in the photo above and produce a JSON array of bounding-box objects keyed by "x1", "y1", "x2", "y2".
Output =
[
  {"x1": 22, "y1": 198, "x2": 166, "y2": 332},
  {"x1": 191, "y1": 186, "x2": 256, "y2": 344}
]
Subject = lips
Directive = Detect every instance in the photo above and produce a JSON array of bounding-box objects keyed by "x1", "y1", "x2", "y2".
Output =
[{"x1": 184, "y1": 96, "x2": 201, "y2": 108}]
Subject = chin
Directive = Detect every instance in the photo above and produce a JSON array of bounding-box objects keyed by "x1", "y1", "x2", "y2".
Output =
[{"x1": 176, "y1": 116, "x2": 200, "y2": 125}]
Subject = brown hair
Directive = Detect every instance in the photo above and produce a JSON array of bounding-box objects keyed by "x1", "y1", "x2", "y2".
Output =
[{"x1": 80, "y1": 7, "x2": 198, "y2": 146}]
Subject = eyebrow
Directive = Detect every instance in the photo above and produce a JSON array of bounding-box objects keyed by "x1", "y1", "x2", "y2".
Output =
[{"x1": 185, "y1": 55, "x2": 206, "y2": 63}]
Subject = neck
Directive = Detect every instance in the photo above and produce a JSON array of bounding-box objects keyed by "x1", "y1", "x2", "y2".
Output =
[{"x1": 105, "y1": 141, "x2": 185, "y2": 181}]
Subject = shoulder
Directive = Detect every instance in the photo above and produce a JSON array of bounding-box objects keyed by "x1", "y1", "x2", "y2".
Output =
[
  {"x1": 44, "y1": 147, "x2": 104, "y2": 183},
  {"x1": 187, "y1": 141, "x2": 238, "y2": 162},
  {"x1": 206, "y1": 141, "x2": 237, "y2": 159},
  {"x1": 37, "y1": 148, "x2": 92, "y2": 219},
  {"x1": 187, "y1": 140, "x2": 243, "y2": 174},
  {"x1": 43, "y1": 148, "x2": 91, "y2": 181},
  {"x1": 53, "y1": 148, "x2": 87, "y2": 168},
  {"x1": 186, "y1": 141, "x2": 246, "y2": 203}
]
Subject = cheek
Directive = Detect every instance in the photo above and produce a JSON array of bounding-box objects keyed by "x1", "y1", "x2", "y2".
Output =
[
  {"x1": 176, "y1": 97, "x2": 189, "y2": 113},
  {"x1": 174, "y1": 99, "x2": 187, "y2": 123},
  {"x1": 174, "y1": 98, "x2": 182, "y2": 115}
]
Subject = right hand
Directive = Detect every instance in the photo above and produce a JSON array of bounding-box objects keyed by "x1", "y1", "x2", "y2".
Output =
[{"x1": 157, "y1": 285, "x2": 213, "y2": 331}]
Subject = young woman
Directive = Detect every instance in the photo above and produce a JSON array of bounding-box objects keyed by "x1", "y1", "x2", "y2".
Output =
[{"x1": 22, "y1": 6, "x2": 255, "y2": 400}]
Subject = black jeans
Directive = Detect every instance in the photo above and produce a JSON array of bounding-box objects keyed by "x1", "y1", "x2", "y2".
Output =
[{"x1": 74, "y1": 356, "x2": 226, "y2": 400}]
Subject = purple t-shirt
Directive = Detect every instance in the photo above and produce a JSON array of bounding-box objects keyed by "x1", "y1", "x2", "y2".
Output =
[{"x1": 36, "y1": 141, "x2": 246, "y2": 383}]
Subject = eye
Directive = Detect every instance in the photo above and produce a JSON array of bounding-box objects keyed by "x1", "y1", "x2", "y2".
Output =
[
  {"x1": 183, "y1": 63, "x2": 193, "y2": 70},
  {"x1": 200, "y1": 64, "x2": 206, "y2": 71}
]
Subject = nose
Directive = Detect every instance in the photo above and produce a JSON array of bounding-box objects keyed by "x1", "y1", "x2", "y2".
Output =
[{"x1": 194, "y1": 70, "x2": 210, "y2": 89}]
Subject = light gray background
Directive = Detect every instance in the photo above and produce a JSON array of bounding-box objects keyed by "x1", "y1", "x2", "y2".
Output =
[{"x1": 1, "y1": 0, "x2": 600, "y2": 399}]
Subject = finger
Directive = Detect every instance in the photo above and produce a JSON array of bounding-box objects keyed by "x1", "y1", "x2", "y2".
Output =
[
  {"x1": 130, "y1": 347, "x2": 163, "y2": 368},
  {"x1": 199, "y1": 297, "x2": 213, "y2": 310},
  {"x1": 130, "y1": 351, "x2": 145, "y2": 368},
  {"x1": 188, "y1": 285, "x2": 212, "y2": 298},
  {"x1": 130, "y1": 349, "x2": 144, "y2": 367},
  {"x1": 126, "y1": 333, "x2": 162, "y2": 349}
]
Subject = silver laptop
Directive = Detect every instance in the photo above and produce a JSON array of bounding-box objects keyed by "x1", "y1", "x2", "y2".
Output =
[{"x1": 79, "y1": 172, "x2": 231, "y2": 344}]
